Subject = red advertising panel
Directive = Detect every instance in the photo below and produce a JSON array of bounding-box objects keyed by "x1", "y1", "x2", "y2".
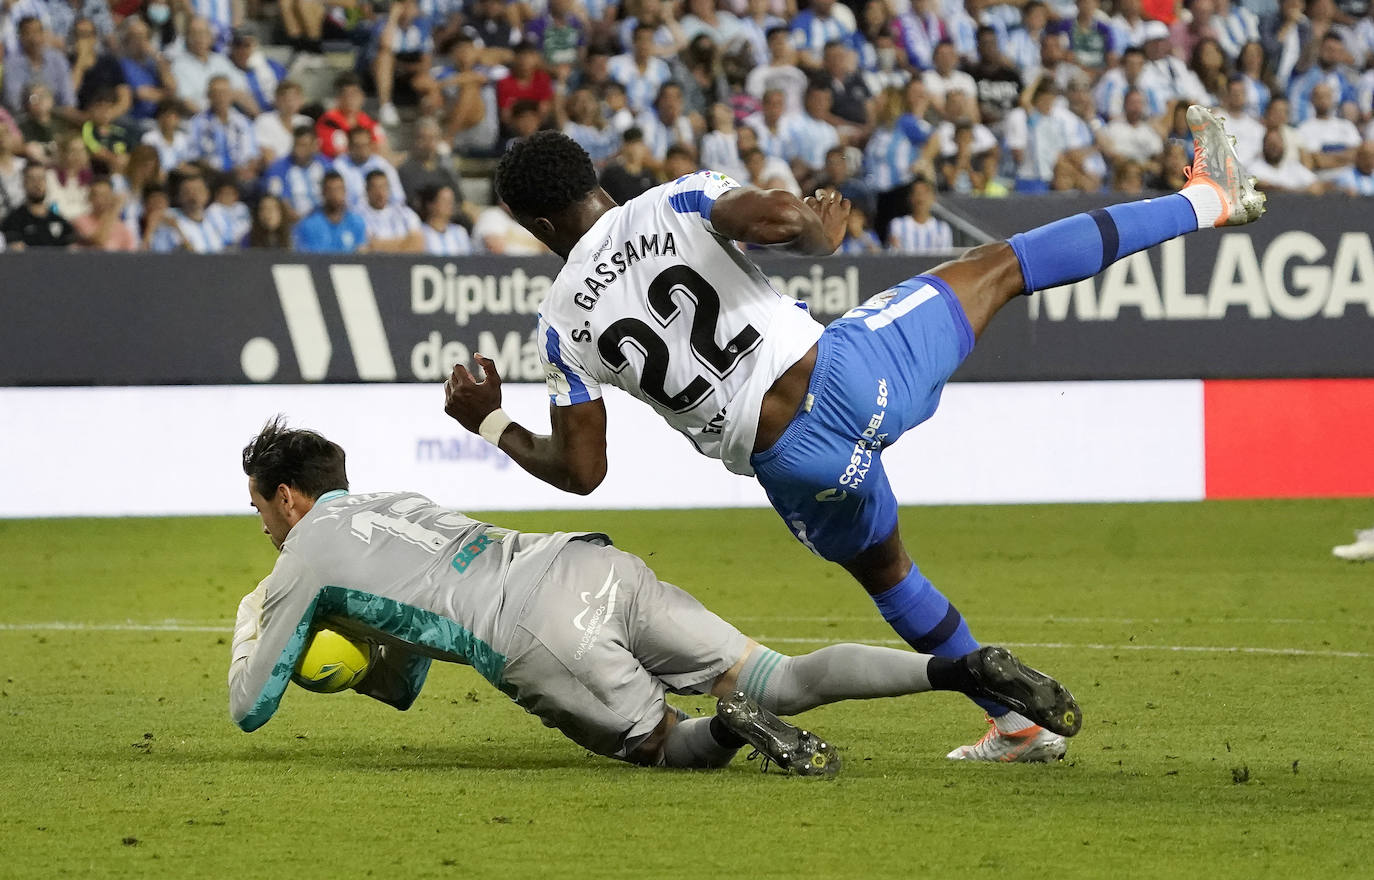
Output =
[{"x1": 1205, "y1": 379, "x2": 1374, "y2": 498}]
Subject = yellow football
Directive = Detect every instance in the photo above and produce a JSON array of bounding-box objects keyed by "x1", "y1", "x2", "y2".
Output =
[{"x1": 291, "y1": 628, "x2": 374, "y2": 693}]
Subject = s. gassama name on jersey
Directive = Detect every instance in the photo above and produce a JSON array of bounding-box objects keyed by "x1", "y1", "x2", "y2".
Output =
[{"x1": 574, "y1": 231, "x2": 678, "y2": 310}]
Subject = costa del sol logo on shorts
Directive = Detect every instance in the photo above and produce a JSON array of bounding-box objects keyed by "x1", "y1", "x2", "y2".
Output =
[{"x1": 572, "y1": 570, "x2": 620, "y2": 660}]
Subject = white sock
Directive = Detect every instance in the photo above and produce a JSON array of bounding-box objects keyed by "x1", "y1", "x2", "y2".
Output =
[
  {"x1": 1179, "y1": 183, "x2": 1224, "y2": 229},
  {"x1": 993, "y1": 710, "x2": 1037, "y2": 733}
]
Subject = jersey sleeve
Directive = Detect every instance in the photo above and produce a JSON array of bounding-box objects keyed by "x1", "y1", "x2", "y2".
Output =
[
  {"x1": 227, "y1": 551, "x2": 325, "y2": 732},
  {"x1": 537, "y1": 313, "x2": 602, "y2": 407},
  {"x1": 351, "y1": 644, "x2": 431, "y2": 711},
  {"x1": 664, "y1": 169, "x2": 742, "y2": 236}
]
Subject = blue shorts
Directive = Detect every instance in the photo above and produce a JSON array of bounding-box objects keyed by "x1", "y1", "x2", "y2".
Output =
[{"x1": 750, "y1": 275, "x2": 974, "y2": 563}]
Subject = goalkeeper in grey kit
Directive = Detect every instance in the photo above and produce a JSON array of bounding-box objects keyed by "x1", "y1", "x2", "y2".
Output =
[{"x1": 229, "y1": 418, "x2": 1081, "y2": 773}]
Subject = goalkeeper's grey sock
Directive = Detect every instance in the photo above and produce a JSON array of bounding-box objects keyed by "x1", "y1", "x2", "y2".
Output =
[
  {"x1": 734, "y1": 644, "x2": 938, "y2": 715},
  {"x1": 660, "y1": 716, "x2": 740, "y2": 769}
]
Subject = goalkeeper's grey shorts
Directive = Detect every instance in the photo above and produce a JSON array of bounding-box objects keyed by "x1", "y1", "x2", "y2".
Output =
[{"x1": 502, "y1": 540, "x2": 750, "y2": 760}]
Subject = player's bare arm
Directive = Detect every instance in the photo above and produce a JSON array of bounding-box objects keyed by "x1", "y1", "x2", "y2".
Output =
[
  {"x1": 443, "y1": 355, "x2": 608, "y2": 495},
  {"x1": 708, "y1": 186, "x2": 850, "y2": 256}
]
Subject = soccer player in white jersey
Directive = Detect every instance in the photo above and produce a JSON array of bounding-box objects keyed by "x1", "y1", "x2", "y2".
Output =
[
  {"x1": 443, "y1": 112, "x2": 1264, "y2": 762},
  {"x1": 359, "y1": 169, "x2": 423, "y2": 252},
  {"x1": 230, "y1": 418, "x2": 1080, "y2": 773}
]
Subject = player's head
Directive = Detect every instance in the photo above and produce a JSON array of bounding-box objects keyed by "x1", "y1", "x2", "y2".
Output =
[
  {"x1": 494, "y1": 130, "x2": 615, "y2": 259},
  {"x1": 242, "y1": 416, "x2": 348, "y2": 550}
]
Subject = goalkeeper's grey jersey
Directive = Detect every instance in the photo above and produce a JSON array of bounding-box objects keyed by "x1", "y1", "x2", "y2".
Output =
[{"x1": 228, "y1": 490, "x2": 604, "y2": 732}]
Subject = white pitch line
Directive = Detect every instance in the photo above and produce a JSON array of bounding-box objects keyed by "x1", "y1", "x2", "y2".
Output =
[
  {"x1": 1, "y1": 621, "x2": 1370, "y2": 660},
  {"x1": 732, "y1": 615, "x2": 1363, "y2": 627},
  {"x1": 0, "y1": 622, "x2": 229, "y2": 633},
  {"x1": 753, "y1": 635, "x2": 1374, "y2": 660}
]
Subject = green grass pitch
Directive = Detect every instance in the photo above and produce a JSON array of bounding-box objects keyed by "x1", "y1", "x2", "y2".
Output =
[{"x1": 2, "y1": 500, "x2": 1372, "y2": 878}]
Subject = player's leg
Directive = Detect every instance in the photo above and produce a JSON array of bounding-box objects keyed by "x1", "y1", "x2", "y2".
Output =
[
  {"x1": 600, "y1": 545, "x2": 845, "y2": 776},
  {"x1": 930, "y1": 106, "x2": 1265, "y2": 339},
  {"x1": 752, "y1": 356, "x2": 1070, "y2": 758},
  {"x1": 714, "y1": 641, "x2": 1080, "y2": 739}
]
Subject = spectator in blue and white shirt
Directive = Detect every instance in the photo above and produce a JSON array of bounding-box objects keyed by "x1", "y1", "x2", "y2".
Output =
[
  {"x1": 563, "y1": 87, "x2": 621, "y2": 168},
  {"x1": 1004, "y1": 80, "x2": 1069, "y2": 193},
  {"x1": 1287, "y1": 34, "x2": 1360, "y2": 123},
  {"x1": 263, "y1": 125, "x2": 332, "y2": 221},
  {"x1": 229, "y1": 31, "x2": 286, "y2": 115},
  {"x1": 47, "y1": 0, "x2": 115, "y2": 46},
  {"x1": 699, "y1": 102, "x2": 747, "y2": 179},
  {"x1": 790, "y1": 85, "x2": 841, "y2": 178},
  {"x1": 1235, "y1": 40, "x2": 1273, "y2": 117},
  {"x1": 744, "y1": 88, "x2": 797, "y2": 161},
  {"x1": 1333, "y1": 142, "x2": 1374, "y2": 195},
  {"x1": 1107, "y1": 0, "x2": 1152, "y2": 51},
  {"x1": 735, "y1": 0, "x2": 787, "y2": 67},
  {"x1": 608, "y1": 24, "x2": 674, "y2": 114},
  {"x1": 1, "y1": 0, "x2": 50, "y2": 59},
  {"x1": 790, "y1": 0, "x2": 853, "y2": 70},
  {"x1": 418, "y1": 182, "x2": 474, "y2": 256},
  {"x1": 616, "y1": 0, "x2": 685, "y2": 59},
  {"x1": 1296, "y1": 82, "x2": 1362, "y2": 181},
  {"x1": 1003, "y1": 0, "x2": 1049, "y2": 74},
  {"x1": 205, "y1": 174, "x2": 251, "y2": 246},
  {"x1": 368, "y1": 0, "x2": 436, "y2": 127},
  {"x1": 187, "y1": 75, "x2": 260, "y2": 180},
  {"x1": 359, "y1": 169, "x2": 424, "y2": 252},
  {"x1": 863, "y1": 82, "x2": 934, "y2": 194},
  {"x1": 189, "y1": 0, "x2": 238, "y2": 48},
  {"x1": 334, "y1": 125, "x2": 405, "y2": 210},
  {"x1": 744, "y1": 27, "x2": 809, "y2": 114},
  {"x1": 2, "y1": 16, "x2": 77, "y2": 120},
  {"x1": 1213, "y1": 0, "x2": 1262, "y2": 60},
  {"x1": 887, "y1": 176, "x2": 953, "y2": 253},
  {"x1": 253, "y1": 80, "x2": 311, "y2": 163},
  {"x1": 638, "y1": 81, "x2": 699, "y2": 161},
  {"x1": 150, "y1": 170, "x2": 226, "y2": 252},
  {"x1": 117, "y1": 17, "x2": 173, "y2": 124},
  {"x1": 141, "y1": 99, "x2": 193, "y2": 172},
  {"x1": 1095, "y1": 46, "x2": 1168, "y2": 120},
  {"x1": 172, "y1": 17, "x2": 255, "y2": 115}
]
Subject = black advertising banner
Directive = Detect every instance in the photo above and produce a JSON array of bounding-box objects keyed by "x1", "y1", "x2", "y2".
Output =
[
  {"x1": 2, "y1": 192, "x2": 1371, "y2": 386},
  {"x1": 944, "y1": 192, "x2": 1374, "y2": 380},
  {"x1": 1, "y1": 253, "x2": 934, "y2": 385}
]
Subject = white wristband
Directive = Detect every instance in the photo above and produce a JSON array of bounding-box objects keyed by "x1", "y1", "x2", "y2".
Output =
[{"x1": 478, "y1": 408, "x2": 513, "y2": 447}]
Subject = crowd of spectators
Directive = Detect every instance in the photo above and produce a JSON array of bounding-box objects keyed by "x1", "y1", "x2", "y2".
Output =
[{"x1": 2, "y1": 0, "x2": 1373, "y2": 256}]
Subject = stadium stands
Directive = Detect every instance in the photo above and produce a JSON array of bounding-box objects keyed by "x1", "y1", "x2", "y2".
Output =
[{"x1": 0, "y1": 0, "x2": 1371, "y2": 255}]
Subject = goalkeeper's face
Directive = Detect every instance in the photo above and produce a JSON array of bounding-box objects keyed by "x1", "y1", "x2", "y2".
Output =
[{"x1": 248, "y1": 478, "x2": 297, "y2": 551}]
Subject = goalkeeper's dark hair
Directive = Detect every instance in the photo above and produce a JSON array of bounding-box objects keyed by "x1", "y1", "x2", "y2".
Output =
[
  {"x1": 242, "y1": 415, "x2": 348, "y2": 499},
  {"x1": 495, "y1": 130, "x2": 597, "y2": 219}
]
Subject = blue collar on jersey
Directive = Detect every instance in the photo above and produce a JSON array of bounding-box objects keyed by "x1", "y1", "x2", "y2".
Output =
[{"x1": 316, "y1": 489, "x2": 348, "y2": 503}]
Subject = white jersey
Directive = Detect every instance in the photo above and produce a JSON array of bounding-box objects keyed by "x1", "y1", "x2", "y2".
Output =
[{"x1": 537, "y1": 171, "x2": 824, "y2": 476}]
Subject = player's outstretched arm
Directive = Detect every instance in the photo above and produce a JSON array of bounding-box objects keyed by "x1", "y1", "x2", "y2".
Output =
[
  {"x1": 708, "y1": 186, "x2": 850, "y2": 256},
  {"x1": 444, "y1": 355, "x2": 609, "y2": 495}
]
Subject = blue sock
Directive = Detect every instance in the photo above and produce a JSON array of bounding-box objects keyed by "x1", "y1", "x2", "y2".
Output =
[
  {"x1": 871, "y1": 565, "x2": 1007, "y2": 716},
  {"x1": 1009, "y1": 194, "x2": 1199, "y2": 293}
]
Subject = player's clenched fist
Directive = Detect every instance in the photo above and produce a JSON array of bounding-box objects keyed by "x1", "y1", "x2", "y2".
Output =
[
  {"x1": 804, "y1": 188, "x2": 851, "y2": 255},
  {"x1": 444, "y1": 355, "x2": 503, "y2": 434}
]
